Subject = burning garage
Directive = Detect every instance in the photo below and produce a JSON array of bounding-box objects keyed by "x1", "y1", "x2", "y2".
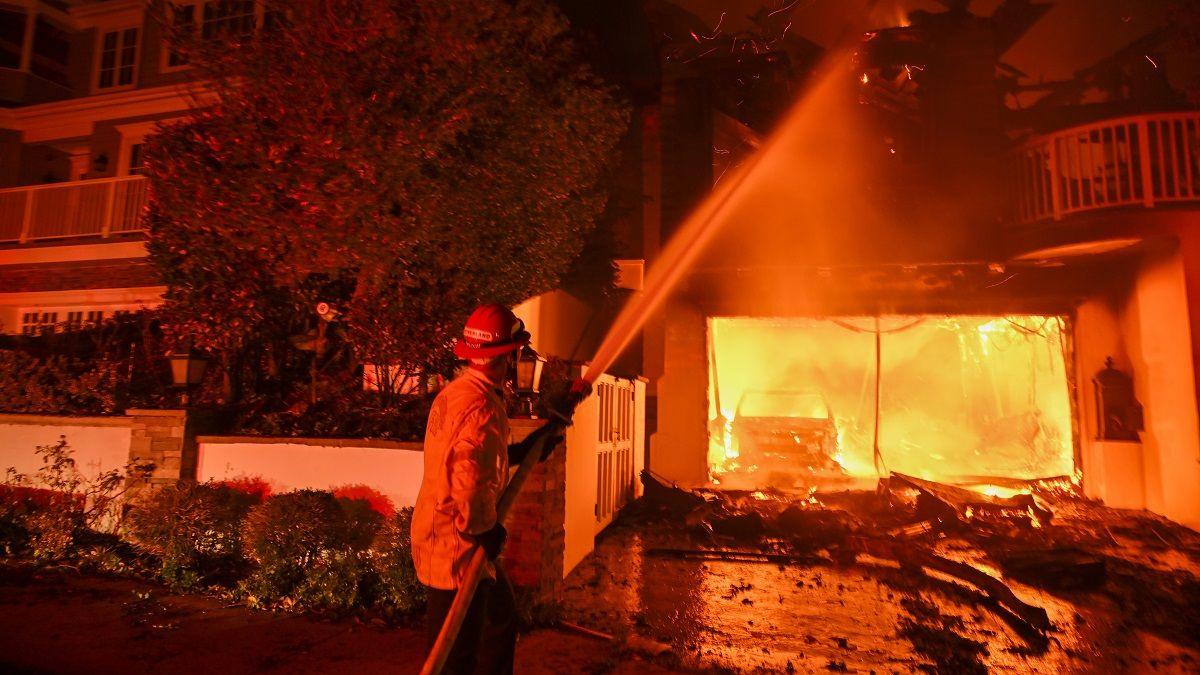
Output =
[{"x1": 706, "y1": 314, "x2": 1075, "y2": 490}]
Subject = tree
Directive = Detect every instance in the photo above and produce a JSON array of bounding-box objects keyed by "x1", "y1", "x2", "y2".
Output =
[{"x1": 145, "y1": 0, "x2": 628, "y2": 402}]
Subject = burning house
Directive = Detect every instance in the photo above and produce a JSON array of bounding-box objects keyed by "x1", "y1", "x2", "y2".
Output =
[{"x1": 603, "y1": 0, "x2": 1200, "y2": 532}]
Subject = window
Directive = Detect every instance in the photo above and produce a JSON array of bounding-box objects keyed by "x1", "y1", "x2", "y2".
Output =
[
  {"x1": 30, "y1": 16, "x2": 68, "y2": 85},
  {"x1": 21, "y1": 311, "x2": 58, "y2": 336},
  {"x1": 17, "y1": 308, "x2": 120, "y2": 336},
  {"x1": 64, "y1": 311, "x2": 105, "y2": 330},
  {"x1": 97, "y1": 26, "x2": 139, "y2": 90},
  {"x1": 0, "y1": 8, "x2": 24, "y2": 70},
  {"x1": 163, "y1": 1, "x2": 261, "y2": 71},
  {"x1": 201, "y1": 0, "x2": 255, "y2": 40},
  {"x1": 164, "y1": 2, "x2": 195, "y2": 69},
  {"x1": 127, "y1": 143, "x2": 145, "y2": 175}
]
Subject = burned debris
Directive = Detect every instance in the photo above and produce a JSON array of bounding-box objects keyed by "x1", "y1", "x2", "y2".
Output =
[{"x1": 587, "y1": 470, "x2": 1200, "y2": 672}]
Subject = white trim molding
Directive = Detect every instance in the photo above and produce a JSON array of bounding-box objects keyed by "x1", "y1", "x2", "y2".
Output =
[
  {"x1": 0, "y1": 285, "x2": 166, "y2": 307},
  {"x1": 0, "y1": 239, "x2": 149, "y2": 265},
  {"x1": 0, "y1": 82, "x2": 214, "y2": 143}
]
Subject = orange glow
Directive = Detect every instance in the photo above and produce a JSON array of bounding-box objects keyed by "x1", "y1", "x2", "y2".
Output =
[{"x1": 707, "y1": 316, "x2": 1075, "y2": 490}]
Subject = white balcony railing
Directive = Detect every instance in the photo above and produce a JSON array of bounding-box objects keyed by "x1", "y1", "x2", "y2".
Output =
[
  {"x1": 0, "y1": 176, "x2": 149, "y2": 243},
  {"x1": 1012, "y1": 112, "x2": 1200, "y2": 223}
]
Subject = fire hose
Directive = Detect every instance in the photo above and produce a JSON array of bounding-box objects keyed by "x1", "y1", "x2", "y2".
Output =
[{"x1": 419, "y1": 383, "x2": 590, "y2": 675}]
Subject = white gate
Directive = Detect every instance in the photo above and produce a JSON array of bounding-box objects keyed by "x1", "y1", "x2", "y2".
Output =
[{"x1": 594, "y1": 375, "x2": 637, "y2": 532}]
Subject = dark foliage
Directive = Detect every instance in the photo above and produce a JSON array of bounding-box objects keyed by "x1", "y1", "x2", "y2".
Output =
[
  {"x1": 0, "y1": 312, "x2": 173, "y2": 415},
  {"x1": 145, "y1": 0, "x2": 628, "y2": 405},
  {"x1": 239, "y1": 490, "x2": 383, "y2": 607},
  {"x1": 125, "y1": 482, "x2": 262, "y2": 587}
]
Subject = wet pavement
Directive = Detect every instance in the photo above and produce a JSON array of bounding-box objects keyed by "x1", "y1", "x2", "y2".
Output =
[{"x1": 560, "y1": 488, "x2": 1200, "y2": 673}]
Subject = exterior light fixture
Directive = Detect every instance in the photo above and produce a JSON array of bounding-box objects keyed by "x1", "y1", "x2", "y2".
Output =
[
  {"x1": 92, "y1": 153, "x2": 109, "y2": 174},
  {"x1": 513, "y1": 345, "x2": 545, "y2": 418},
  {"x1": 1093, "y1": 356, "x2": 1143, "y2": 441},
  {"x1": 167, "y1": 344, "x2": 209, "y2": 405}
]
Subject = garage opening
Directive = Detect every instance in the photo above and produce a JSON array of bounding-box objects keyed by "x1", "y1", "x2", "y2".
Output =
[{"x1": 707, "y1": 315, "x2": 1076, "y2": 490}]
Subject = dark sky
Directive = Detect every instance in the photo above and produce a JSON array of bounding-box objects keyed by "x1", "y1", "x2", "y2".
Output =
[{"x1": 670, "y1": 0, "x2": 1173, "y2": 84}]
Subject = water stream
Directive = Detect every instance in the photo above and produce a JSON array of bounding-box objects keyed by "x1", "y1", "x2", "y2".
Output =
[{"x1": 583, "y1": 55, "x2": 858, "y2": 383}]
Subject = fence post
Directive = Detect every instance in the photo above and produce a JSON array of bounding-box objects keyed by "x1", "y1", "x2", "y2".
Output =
[
  {"x1": 100, "y1": 180, "x2": 116, "y2": 238},
  {"x1": 1047, "y1": 139, "x2": 1062, "y2": 221},
  {"x1": 18, "y1": 190, "x2": 33, "y2": 242},
  {"x1": 1138, "y1": 119, "x2": 1156, "y2": 208},
  {"x1": 125, "y1": 409, "x2": 196, "y2": 490}
]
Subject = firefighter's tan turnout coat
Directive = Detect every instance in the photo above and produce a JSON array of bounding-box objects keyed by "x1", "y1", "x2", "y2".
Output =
[{"x1": 411, "y1": 368, "x2": 509, "y2": 590}]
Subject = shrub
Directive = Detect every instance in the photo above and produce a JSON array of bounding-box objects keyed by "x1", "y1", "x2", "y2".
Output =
[
  {"x1": 294, "y1": 550, "x2": 371, "y2": 613},
  {"x1": 0, "y1": 351, "x2": 121, "y2": 415},
  {"x1": 239, "y1": 490, "x2": 383, "y2": 606},
  {"x1": 369, "y1": 507, "x2": 425, "y2": 616},
  {"x1": 0, "y1": 313, "x2": 173, "y2": 414},
  {"x1": 2, "y1": 437, "x2": 151, "y2": 561},
  {"x1": 332, "y1": 484, "x2": 395, "y2": 518},
  {"x1": 218, "y1": 475, "x2": 272, "y2": 501},
  {"x1": 125, "y1": 482, "x2": 261, "y2": 587},
  {"x1": 236, "y1": 390, "x2": 434, "y2": 441},
  {"x1": 0, "y1": 484, "x2": 62, "y2": 556}
]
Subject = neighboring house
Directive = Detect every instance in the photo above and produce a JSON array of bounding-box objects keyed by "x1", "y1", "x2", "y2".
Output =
[{"x1": 0, "y1": 0, "x2": 252, "y2": 335}]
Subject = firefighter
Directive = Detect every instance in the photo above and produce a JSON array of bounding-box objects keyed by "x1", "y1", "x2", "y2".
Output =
[{"x1": 412, "y1": 303, "x2": 562, "y2": 674}]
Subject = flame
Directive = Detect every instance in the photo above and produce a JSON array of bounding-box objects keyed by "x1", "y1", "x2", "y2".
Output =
[{"x1": 706, "y1": 315, "x2": 1075, "y2": 491}]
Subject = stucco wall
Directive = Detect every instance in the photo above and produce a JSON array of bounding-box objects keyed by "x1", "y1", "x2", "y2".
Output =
[
  {"x1": 648, "y1": 298, "x2": 709, "y2": 487},
  {"x1": 0, "y1": 413, "x2": 132, "y2": 481},
  {"x1": 195, "y1": 437, "x2": 425, "y2": 508},
  {"x1": 1119, "y1": 249, "x2": 1200, "y2": 529},
  {"x1": 1074, "y1": 296, "x2": 1134, "y2": 503}
]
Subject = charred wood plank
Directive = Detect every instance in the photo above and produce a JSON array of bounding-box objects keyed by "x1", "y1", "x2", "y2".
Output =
[
  {"x1": 846, "y1": 537, "x2": 1052, "y2": 631},
  {"x1": 993, "y1": 547, "x2": 1106, "y2": 591},
  {"x1": 889, "y1": 472, "x2": 1053, "y2": 524},
  {"x1": 646, "y1": 547, "x2": 824, "y2": 565}
]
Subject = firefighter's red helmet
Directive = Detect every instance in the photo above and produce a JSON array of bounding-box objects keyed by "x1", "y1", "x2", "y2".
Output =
[{"x1": 453, "y1": 303, "x2": 531, "y2": 360}]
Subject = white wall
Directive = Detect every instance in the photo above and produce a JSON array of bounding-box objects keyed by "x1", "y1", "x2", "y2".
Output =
[
  {"x1": 649, "y1": 298, "x2": 709, "y2": 487},
  {"x1": 1076, "y1": 249, "x2": 1200, "y2": 529},
  {"x1": 562, "y1": 375, "x2": 648, "y2": 577},
  {"x1": 513, "y1": 289, "x2": 596, "y2": 360},
  {"x1": 1074, "y1": 296, "x2": 1140, "y2": 505},
  {"x1": 563, "y1": 389, "x2": 599, "y2": 576},
  {"x1": 1119, "y1": 250, "x2": 1200, "y2": 529},
  {"x1": 0, "y1": 414, "x2": 133, "y2": 482},
  {"x1": 196, "y1": 437, "x2": 425, "y2": 508}
]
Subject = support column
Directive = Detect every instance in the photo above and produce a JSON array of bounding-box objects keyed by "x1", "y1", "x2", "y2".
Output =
[
  {"x1": 503, "y1": 419, "x2": 567, "y2": 606},
  {"x1": 649, "y1": 297, "x2": 709, "y2": 487},
  {"x1": 125, "y1": 409, "x2": 197, "y2": 489},
  {"x1": 18, "y1": 10, "x2": 34, "y2": 73}
]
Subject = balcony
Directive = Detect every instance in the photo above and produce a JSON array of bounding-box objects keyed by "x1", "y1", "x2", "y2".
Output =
[
  {"x1": 0, "y1": 176, "x2": 148, "y2": 243},
  {"x1": 1011, "y1": 112, "x2": 1200, "y2": 224}
]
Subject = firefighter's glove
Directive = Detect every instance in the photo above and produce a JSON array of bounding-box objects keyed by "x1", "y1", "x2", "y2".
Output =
[
  {"x1": 508, "y1": 423, "x2": 563, "y2": 465},
  {"x1": 471, "y1": 523, "x2": 507, "y2": 560},
  {"x1": 569, "y1": 378, "x2": 593, "y2": 399}
]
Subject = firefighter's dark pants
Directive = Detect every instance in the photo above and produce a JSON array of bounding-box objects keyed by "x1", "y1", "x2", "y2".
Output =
[{"x1": 424, "y1": 563, "x2": 517, "y2": 675}]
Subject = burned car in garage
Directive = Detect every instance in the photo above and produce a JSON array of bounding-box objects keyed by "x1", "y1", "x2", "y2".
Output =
[{"x1": 731, "y1": 389, "x2": 843, "y2": 481}]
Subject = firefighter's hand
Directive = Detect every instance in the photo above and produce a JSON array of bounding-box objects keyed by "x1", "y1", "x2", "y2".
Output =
[
  {"x1": 569, "y1": 378, "x2": 593, "y2": 399},
  {"x1": 471, "y1": 523, "x2": 507, "y2": 560},
  {"x1": 508, "y1": 423, "x2": 563, "y2": 464}
]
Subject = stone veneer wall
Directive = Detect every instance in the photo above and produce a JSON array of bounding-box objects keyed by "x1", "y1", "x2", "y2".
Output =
[
  {"x1": 504, "y1": 419, "x2": 568, "y2": 603},
  {"x1": 125, "y1": 409, "x2": 195, "y2": 489}
]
